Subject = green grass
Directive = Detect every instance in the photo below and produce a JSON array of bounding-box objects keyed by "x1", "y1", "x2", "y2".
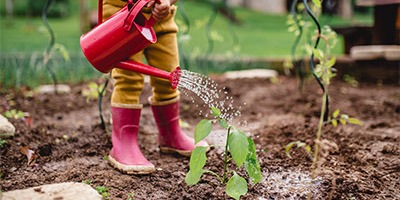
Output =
[
  {"x1": 0, "y1": 0, "x2": 373, "y2": 55},
  {"x1": 175, "y1": 1, "x2": 372, "y2": 58},
  {"x1": 0, "y1": 0, "x2": 373, "y2": 88}
]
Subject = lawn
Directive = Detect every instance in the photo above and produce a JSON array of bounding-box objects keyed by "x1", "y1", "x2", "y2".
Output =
[{"x1": 0, "y1": 0, "x2": 373, "y2": 56}]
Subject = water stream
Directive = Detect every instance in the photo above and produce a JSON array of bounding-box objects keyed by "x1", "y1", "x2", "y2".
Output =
[{"x1": 177, "y1": 70, "x2": 241, "y2": 123}]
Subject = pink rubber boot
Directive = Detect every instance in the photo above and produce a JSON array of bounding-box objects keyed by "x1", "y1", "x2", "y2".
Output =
[
  {"x1": 108, "y1": 104, "x2": 155, "y2": 174},
  {"x1": 149, "y1": 97, "x2": 209, "y2": 157}
]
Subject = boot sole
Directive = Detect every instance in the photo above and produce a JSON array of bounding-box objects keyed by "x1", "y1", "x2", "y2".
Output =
[
  {"x1": 159, "y1": 145, "x2": 211, "y2": 157},
  {"x1": 159, "y1": 146, "x2": 192, "y2": 157},
  {"x1": 108, "y1": 155, "x2": 155, "y2": 175}
]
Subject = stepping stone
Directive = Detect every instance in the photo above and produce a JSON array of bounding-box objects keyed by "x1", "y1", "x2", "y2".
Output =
[
  {"x1": 1, "y1": 182, "x2": 102, "y2": 200},
  {"x1": 0, "y1": 114, "x2": 15, "y2": 138},
  {"x1": 36, "y1": 84, "x2": 72, "y2": 94},
  {"x1": 350, "y1": 45, "x2": 400, "y2": 61},
  {"x1": 223, "y1": 69, "x2": 278, "y2": 79}
]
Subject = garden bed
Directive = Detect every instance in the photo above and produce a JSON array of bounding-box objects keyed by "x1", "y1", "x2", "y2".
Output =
[{"x1": 1, "y1": 75, "x2": 399, "y2": 199}]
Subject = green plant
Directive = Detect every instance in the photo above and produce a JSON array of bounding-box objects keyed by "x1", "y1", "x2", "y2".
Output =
[
  {"x1": 41, "y1": 0, "x2": 71, "y2": 94},
  {"x1": 127, "y1": 192, "x2": 135, "y2": 200},
  {"x1": 95, "y1": 186, "x2": 109, "y2": 199},
  {"x1": 0, "y1": 139, "x2": 7, "y2": 147},
  {"x1": 329, "y1": 109, "x2": 363, "y2": 127},
  {"x1": 343, "y1": 74, "x2": 359, "y2": 87},
  {"x1": 285, "y1": 1, "x2": 363, "y2": 199},
  {"x1": 285, "y1": 141, "x2": 312, "y2": 159},
  {"x1": 81, "y1": 82, "x2": 105, "y2": 102},
  {"x1": 3, "y1": 109, "x2": 27, "y2": 119},
  {"x1": 185, "y1": 107, "x2": 262, "y2": 200}
]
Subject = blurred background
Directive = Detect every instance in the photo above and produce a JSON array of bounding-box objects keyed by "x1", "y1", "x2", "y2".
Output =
[{"x1": 0, "y1": 0, "x2": 381, "y2": 89}]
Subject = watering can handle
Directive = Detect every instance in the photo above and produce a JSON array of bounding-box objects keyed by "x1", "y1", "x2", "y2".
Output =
[
  {"x1": 124, "y1": 0, "x2": 161, "y2": 31},
  {"x1": 98, "y1": 0, "x2": 103, "y2": 25},
  {"x1": 147, "y1": 0, "x2": 162, "y2": 26},
  {"x1": 97, "y1": 0, "x2": 161, "y2": 26}
]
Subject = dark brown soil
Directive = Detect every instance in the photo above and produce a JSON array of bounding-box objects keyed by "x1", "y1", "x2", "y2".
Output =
[{"x1": 1, "y1": 75, "x2": 399, "y2": 199}]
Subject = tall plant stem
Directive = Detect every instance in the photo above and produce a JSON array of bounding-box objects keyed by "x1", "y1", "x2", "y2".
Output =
[
  {"x1": 222, "y1": 126, "x2": 231, "y2": 184},
  {"x1": 98, "y1": 77, "x2": 109, "y2": 131},
  {"x1": 290, "y1": 0, "x2": 305, "y2": 92},
  {"x1": 42, "y1": 0, "x2": 58, "y2": 94},
  {"x1": 308, "y1": 88, "x2": 328, "y2": 200},
  {"x1": 303, "y1": 0, "x2": 329, "y2": 121}
]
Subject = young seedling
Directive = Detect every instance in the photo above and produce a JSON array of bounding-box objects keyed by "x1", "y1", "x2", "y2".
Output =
[
  {"x1": 185, "y1": 107, "x2": 262, "y2": 200},
  {"x1": 127, "y1": 192, "x2": 135, "y2": 200},
  {"x1": 41, "y1": 0, "x2": 70, "y2": 94},
  {"x1": 81, "y1": 78, "x2": 110, "y2": 130},
  {"x1": 0, "y1": 139, "x2": 7, "y2": 148},
  {"x1": 82, "y1": 82, "x2": 105, "y2": 103},
  {"x1": 3, "y1": 109, "x2": 26, "y2": 119},
  {"x1": 95, "y1": 186, "x2": 110, "y2": 199}
]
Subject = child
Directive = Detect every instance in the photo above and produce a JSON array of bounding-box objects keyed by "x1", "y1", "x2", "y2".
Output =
[{"x1": 102, "y1": 0, "x2": 208, "y2": 174}]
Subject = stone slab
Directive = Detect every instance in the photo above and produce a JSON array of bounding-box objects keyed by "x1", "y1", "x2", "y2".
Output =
[
  {"x1": 1, "y1": 182, "x2": 102, "y2": 200},
  {"x1": 350, "y1": 45, "x2": 400, "y2": 61},
  {"x1": 223, "y1": 69, "x2": 278, "y2": 79},
  {"x1": 0, "y1": 114, "x2": 15, "y2": 138},
  {"x1": 36, "y1": 84, "x2": 72, "y2": 94}
]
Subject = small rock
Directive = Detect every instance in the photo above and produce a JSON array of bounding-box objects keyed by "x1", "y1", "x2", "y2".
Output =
[
  {"x1": 0, "y1": 114, "x2": 15, "y2": 138},
  {"x1": 36, "y1": 84, "x2": 71, "y2": 94},
  {"x1": 2, "y1": 182, "x2": 102, "y2": 200}
]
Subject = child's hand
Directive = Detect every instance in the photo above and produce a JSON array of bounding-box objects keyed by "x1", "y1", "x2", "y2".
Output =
[{"x1": 147, "y1": 0, "x2": 171, "y2": 21}]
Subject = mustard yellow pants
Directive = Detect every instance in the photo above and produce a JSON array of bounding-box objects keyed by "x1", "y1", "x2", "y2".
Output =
[{"x1": 103, "y1": 0, "x2": 180, "y2": 104}]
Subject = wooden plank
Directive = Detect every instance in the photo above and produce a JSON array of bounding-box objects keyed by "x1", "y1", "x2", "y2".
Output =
[
  {"x1": 356, "y1": 0, "x2": 400, "y2": 6},
  {"x1": 350, "y1": 45, "x2": 400, "y2": 60}
]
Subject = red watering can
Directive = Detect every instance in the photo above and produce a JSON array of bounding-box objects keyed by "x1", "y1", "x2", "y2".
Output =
[{"x1": 80, "y1": 0, "x2": 181, "y2": 89}]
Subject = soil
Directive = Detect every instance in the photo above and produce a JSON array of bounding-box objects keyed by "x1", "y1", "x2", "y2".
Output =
[{"x1": 1, "y1": 75, "x2": 399, "y2": 199}]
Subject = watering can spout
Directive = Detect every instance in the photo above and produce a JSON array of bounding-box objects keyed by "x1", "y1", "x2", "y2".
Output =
[{"x1": 116, "y1": 61, "x2": 181, "y2": 89}]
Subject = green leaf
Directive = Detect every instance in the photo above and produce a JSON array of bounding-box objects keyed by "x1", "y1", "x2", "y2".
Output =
[
  {"x1": 285, "y1": 142, "x2": 295, "y2": 158},
  {"x1": 332, "y1": 109, "x2": 340, "y2": 118},
  {"x1": 53, "y1": 43, "x2": 70, "y2": 61},
  {"x1": 219, "y1": 118, "x2": 228, "y2": 129},
  {"x1": 331, "y1": 119, "x2": 338, "y2": 127},
  {"x1": 228, "y1": 129, "x2": 249, "y2": 167},
  {"x1": 326, "y1": 57, "x2": 336, "y2": 68},
  {"x1": 304, "y1": 145, "x2": 312, "y2": 153},
  {"x1": 288, "y1": 25, "x2": 297, "y2": 33},
  {"x1": 244, "y1": 138, "x2": 262, "y2": 184},
  {"x1": 340, "y1": 114, "x2": 349, "y2": 125},
  {"x1": 312, "y1": 0, "x2": 322, "y2": 7},
  {"x1": 226, "y1": 172, "x2": 248, "y2": 200},
  {"x1": 348, "y1": 118, "x2": 363, "y2": 125},
  {"x1": 211, "y1": 107, "x2": 221, "y2": 117},
  {"x1": 313, "y1": 49, "x2": 324, "y2": 60},
  {"x1": 185, "y1": 146, "x2": 208, "y2": 185},
  {"x1": 194, "y1": 119, "x2": 212, "y2": 144},
  {"x1": 189, "y1": 146, "x2": 208, "y2": 172},
  {"x1": 185, "y1": 169, "x2": 205, "y2": 186},
  {"x1": 4, "y1": 109, "x2": 25, "y2": 119},
  {"x1": 285, "y1": 141, "x2": 311, "y2": 158}
]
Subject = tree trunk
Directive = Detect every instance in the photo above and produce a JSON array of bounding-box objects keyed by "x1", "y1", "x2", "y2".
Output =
[
  {"x1": 6, "y1": 0, "x2": 14, "y2": 21},
  {"x1": 80, "y1": 0, "x2": 89, "y2": 34}
]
